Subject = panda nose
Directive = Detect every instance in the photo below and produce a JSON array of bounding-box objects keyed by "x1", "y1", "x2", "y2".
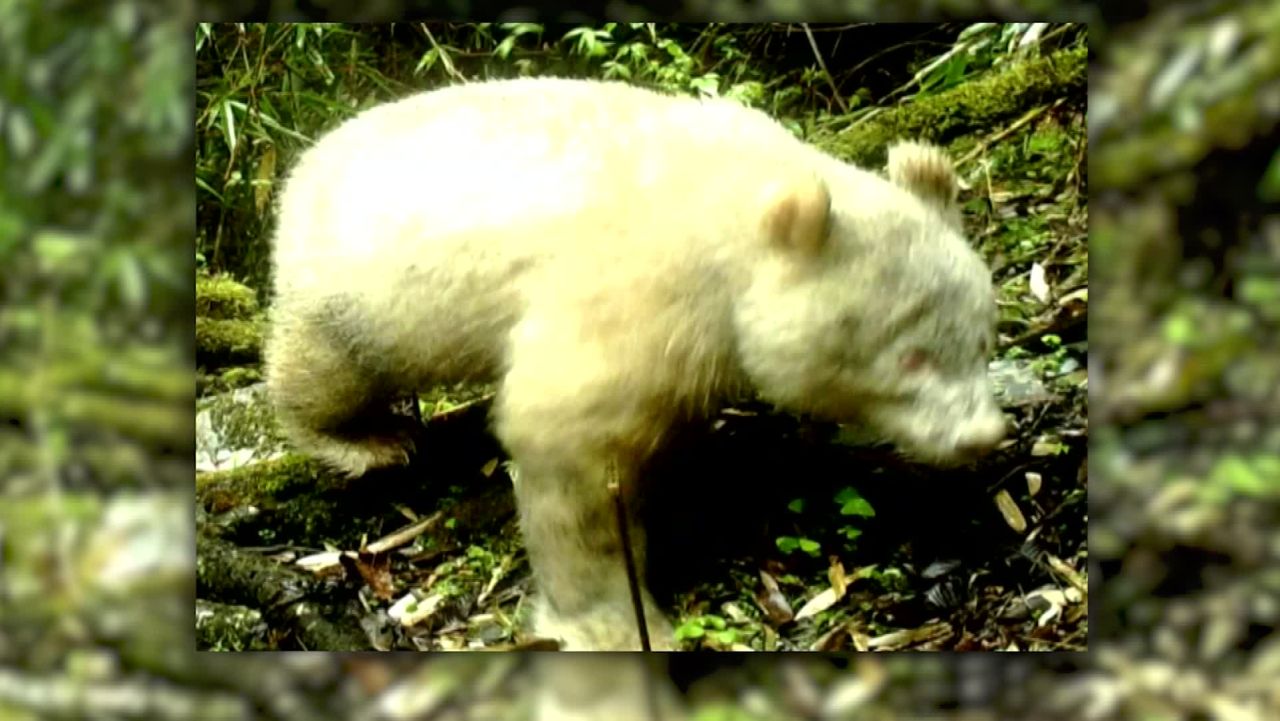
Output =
[{"x1": 956, "y1": 415, "x2": 1006, "y2": 458}]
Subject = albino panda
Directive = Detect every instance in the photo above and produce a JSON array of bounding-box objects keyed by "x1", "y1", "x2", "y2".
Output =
[{"x1": 264, "y1": 77, "x2": 1006, "y2": 651}]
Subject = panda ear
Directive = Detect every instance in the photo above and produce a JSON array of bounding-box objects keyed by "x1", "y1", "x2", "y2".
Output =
[
  {"x1": 760, "y1": 173, "x2": 832, "y2": 256},
  {"x1": 886, "y1": 141, "x2": 962, "y2": 226}
]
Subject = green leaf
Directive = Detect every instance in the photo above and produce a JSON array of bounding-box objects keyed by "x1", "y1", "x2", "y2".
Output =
[
  {"x1": 710, "y1": 628, "x2": 737, "y2": 645},
  {"x1": 415, "y1": 48, "x2": 439, "y2": 76},
  {"x1": 196, "y1": 175, "x2": 225, "y2": 203},
  {"x1": 840, "y1": 497, "x2": 875, "y2": 517},
  {"x1": 115, "y1": 250, "x2": 148, "y2": 311},
  {"x1": 943, "y1": 54, "x2": 969, "y2": 87},
  {"x1": 1238, "y1": 276, "x2": 1280, "y2": 304},
  {"x1": 221, "y1": 100, "x2": 237, "y2": 155},
  {"x1": 6, "y1": 108, "x2": 35, "y2": 158},
  {"x1": 1210, "y1": 455, "x2": 1277, "y2": 497},
  {"x1": 34, "y1": 229, "x2": 95, "y2": 277},
  {"x1": 836, "y1": 487, "x2": 875, "y2": 517},
  {"x1": 499, "y1": 23, "x2": 543, "y2": 37},
  {"x1": 196, "y1": 23, "x2": 213, "y2": 52},
  {"x1": 798, "y1": 538, "x2": 821, "y2": 556},
  {"x1": 675, "y1": 621, "x2": 705, "y2": 640},
  {"x1": 1252, "y1": 454, "x2": 1280, "y2": 481},
  {"x1": 1162, "y1": 313, "x2": 1196, "y2": 346},
  {"x1": 1258, "y1": 147, "x2": 1280, "y2": 202},
  {"x1": 601, "y1": 60, "x2": 632, "y2": 80},
  {"x1": 786, "y1": 498, "x2": 805, "y2": 513},
  {"x1": 776, "y1": 536, "x2": 799, "y2": 554},
  {"x1": 689, "y1": 75, "x2": 719, "y2": 96},
  {"x1": 493, "y1": 36, "x2": 518, "y2": 60}
]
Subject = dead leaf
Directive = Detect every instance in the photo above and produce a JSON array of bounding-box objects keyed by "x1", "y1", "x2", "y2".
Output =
[
  {"x1": 1026, "y1": 471, "x2": 1043, "y2": 496},
  {"x1": 1025, "y1": 587, "x2": 1077, "y2": 627},
  {"x1": 1046, "y1": 554, "x2": 1087, "y2": 593},
  {"x1": 296, "y1": 550, "x2": 352, "y2": 578},
  {"x1": 474, "y1": 554, "x2": 510, "y2": 606},
  {"x1": 866, "y1": 622, "x2": 953, "y2": 650},
  {"x1": 388, "y1": 591, "x2": 444, "y2": 627},
  {"x1": 827, "y1": 557, "x2": 848, "y2": 598},
  {"x1": 722, "y1": 602, "x2": 750, "y2": 624},
  {"x1": 253, "y1": 143, "x2": 276, "y2": 214},
  {"x1": 1031, "y1": 436, "x2": 1063, "y2": 456},
  {"x1": 1029, "y1": 261, "x2": 1051, "y2": 303},
  {"x1": 353, "y1": 550, "x2": 395, "y2": 600},
  {"x1": 757, "y1": 570, "x2": 794, "y2": 625},
  {"x1": 994, "y1": 489, "x2": 1028, "y2": 534},
  {"x1": 795, "y1": 587, "x2": 839, "y2": 621},
  {"x1": 1058, "y1": 286, "x2": 1087, "y2": 306},
  {"x1": 810, "y1": 622, "x2": 851, "y2": 652}
]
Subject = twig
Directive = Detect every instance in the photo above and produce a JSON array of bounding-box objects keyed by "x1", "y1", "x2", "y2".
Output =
[
  {"x1": 801, "y1": 24, "x2": 849, "y2": 114},
  {"x1": 607, "y1": 466, "x2": 663, "y2": 719},
  {"x1": 363, "y1": 510, "x2": 444, "y2": 555},
  {"x1": 1046, "y1": 553, "x2": 1088, "y2": 594},
  {"x1": 607, "y1": 468, "x2": 650, "y2": 653},
  {"x1": 956, "y1": 99, "x2": 1063, "y2": 170}
]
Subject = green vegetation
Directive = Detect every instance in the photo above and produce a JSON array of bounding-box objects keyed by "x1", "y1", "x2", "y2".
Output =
[{"x1": 197, "y1": 21, "x2": 1090, "y2": 653}]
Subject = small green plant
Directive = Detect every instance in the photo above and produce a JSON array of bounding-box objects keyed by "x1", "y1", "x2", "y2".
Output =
[
  {"x1": 866, "y1": 565, "x2": 908, "y2": 592},
  {"x1": 776, "y1": 535, "x2": 821, "y2": 557},
  {"x1": 835, "y1": 486, "x2": 875, "y2": 517},
  {"x1": 492, "y1": 23, "x2": 542, "y2": 60},
  {"x1": 563, "y1": 26, "x2": 613, "y2": 59},
  {"x1": 1030, "y1": 334, "x2": 1073, "y2": 378},
  {"x1": 835, "y1": 486, "x2": 875, "y2": 548},
  {"x1": 675, "y1": 614, "x2": 737, "y2": 646},
  {"x1": 1202, "y1": 454, "x2": 1280, "y2": 502}
]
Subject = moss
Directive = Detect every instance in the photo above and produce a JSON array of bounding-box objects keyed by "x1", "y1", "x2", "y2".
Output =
[
  {"x1": 195, "y1": 600, "x2": 270, "y2": 651},
  {"x1": 815, "y1": 45, "x2": 1087, "y2": 167},
  {"x1": 196, "y1": 316, "x2": 263, "y2": 366},
  {"x1": 196, "y1": 272, "x2": 260, "y2": 320},
  {"x1": 196, "y1": 453, "x2": 330, "y2": 512}
]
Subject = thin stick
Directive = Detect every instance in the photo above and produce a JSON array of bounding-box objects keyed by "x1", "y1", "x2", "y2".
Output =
[
  {"x1": 955, "y1": 99, "x2": 1062, "y2": 170},
  {"x1": 609, "y1": 467, "x2": 663, "y2": 721},
  {"x1": 801, "y1": 23, "x2": 849, "y2": 114},
  {"x1": 607, "y1": 467, "x2": 651, "y2": 653}
]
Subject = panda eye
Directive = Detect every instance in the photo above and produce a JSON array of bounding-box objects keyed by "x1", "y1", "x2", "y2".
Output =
[{"x1": 901, "y1": 349, "x2": 930, "y2": 372}]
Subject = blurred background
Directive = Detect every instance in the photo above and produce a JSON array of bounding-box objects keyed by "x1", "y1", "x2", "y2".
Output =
[{"x1": 4, "y1": 1, "x2": 1280, "y2": 720}]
